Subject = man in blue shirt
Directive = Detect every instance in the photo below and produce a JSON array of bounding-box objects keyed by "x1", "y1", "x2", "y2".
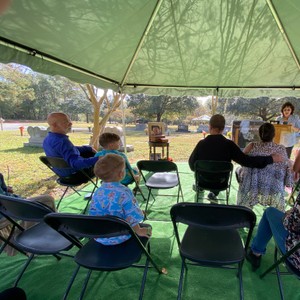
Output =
[{"x1": 43, "y1": 112, "x2": 98, "y2": 180}]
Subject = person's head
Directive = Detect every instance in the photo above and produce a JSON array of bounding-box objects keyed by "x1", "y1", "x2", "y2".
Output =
[
  {"x1": 281, "y1": 101, "x2": 295, "y2": 117},
  {"x1": 209, "y1": 114, "x2": 225, "y2": 132},
  {"x1": 99, "y1": 132, "x2": 121, "y2": 150},
  {"x1": 152, "y1": 125, "x2": 161, "y2": 135},
  {"x1": 94, "y1": 153, "x2": 125, "y2": 182},
  {"x1": 259, "y1": 123, "x2": 275, "y2": 142},
  {"x1": 47, "y1": 112, "x2": 72, "y2": 134}
]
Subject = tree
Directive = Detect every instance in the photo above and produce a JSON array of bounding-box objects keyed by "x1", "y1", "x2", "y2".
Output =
[
  {"x1": 218, "y1": 97, "x2": 285, "y2": 121},
  {"x1": 0, "y1": 64, "x2": 34, "y2": 118},
  {"x1": 127, "y1": 94, "x2": 199, "y2": 122},
  {"x1": 81, "y1": 85, "x2": 124, "y2": 149}
]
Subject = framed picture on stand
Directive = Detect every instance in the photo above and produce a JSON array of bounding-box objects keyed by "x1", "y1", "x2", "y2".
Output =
[{"x1": 148, "y1": 122, "x2": 165, "y2": 142}]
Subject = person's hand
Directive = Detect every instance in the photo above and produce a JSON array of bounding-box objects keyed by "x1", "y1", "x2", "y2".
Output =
[
  {"x1": 135, "y1": 226, "x2": 152, "y2": 238},
  {"x1": 7, "y1": 186, "x2": 14, "y2": 193},
  {"x1": 271, "y1": 153, "x2": 284, "y2": 163}
]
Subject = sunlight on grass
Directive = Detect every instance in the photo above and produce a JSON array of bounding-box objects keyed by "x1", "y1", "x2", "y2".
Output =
[{"x1": 0, "y1": 124, "x2": 204, "y2": 197}]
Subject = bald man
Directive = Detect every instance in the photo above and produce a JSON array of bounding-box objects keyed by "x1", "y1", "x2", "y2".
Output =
[{"x1": 43, "y1": 112, "x2": 98, "y2": 180}]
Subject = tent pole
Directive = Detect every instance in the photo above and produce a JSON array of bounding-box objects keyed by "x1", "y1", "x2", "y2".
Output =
[
  {"x1": 118, "y1": 86, "x2": 127, "y2": 156},
  {"x1": 266, "y1": 0, "x2": 300, "y2": 70}
]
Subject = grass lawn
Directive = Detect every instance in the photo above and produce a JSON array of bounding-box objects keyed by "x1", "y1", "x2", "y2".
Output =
[{"x1": 0, "y1": 123, "x2": 204, "y2": 198}]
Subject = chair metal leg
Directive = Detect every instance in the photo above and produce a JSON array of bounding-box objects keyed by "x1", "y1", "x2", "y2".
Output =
[
  {"x1": 238, "y1": 261, "x2": 244, "y2": 300},
  {"x1": 260, "y1": 247, "x2": 287, "y2": 279},
  {"x1": 0, "y1": 226, "x2": 27, "y2": 256},
  {"x1": 275, "y1": 261, "x2": 285, "y2": 300},
  {"x1": 57, "y1": 187, "x2": 70, "y2": 209},
  {"x1": 79, "y1": 269, "x2": 93, "y2": 300},
  {"x1": 177, "y1": 259, "x2": 186, "y2": 300},
  {"x1": 139, "y1": 257, "x2": 150, "y2": 300},
  {"x1": 144, "y1": 189, "x2": 152, "y2": 217},
  {"x1": 273, "y1": 248, "x2": 285, "y2": 300},
  {"x1": 63, "y1": 265, "x2": 81, "y2": 300},
  {"x1": 82, "y1": 184, "x2": 98, "y2": 214},
  {"x1": 14, "y1": 253, "x2": 35, "y2": 287}
]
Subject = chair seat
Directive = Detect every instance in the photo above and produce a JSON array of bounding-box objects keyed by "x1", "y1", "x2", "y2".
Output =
[
  {"x1": 57, "y1": 176, "x2": 90, "y2": 186},
  {"x1": 146, "y1": 172, "x2": 179, "y2": 189},
  {"x1": 75, "y1": 236, "x2": 149, "y2": 271},
  {"x1": 15, "y1": 222, "x2": 72, "y2": 254},
  {"x1": 180, "y1": 226, "x2": 244, "y2": 265}
]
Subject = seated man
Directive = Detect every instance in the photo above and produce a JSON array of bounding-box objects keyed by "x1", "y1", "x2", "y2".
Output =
[
  {"x1": 43, "y1": 112, "x2": 99, "y2": 181},
  {"x1": 188, "y1": 114, "x2": 283, "y2": 200}
]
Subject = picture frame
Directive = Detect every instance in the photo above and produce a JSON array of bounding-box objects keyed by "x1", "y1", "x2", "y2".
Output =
[{"x1": 148, "y1": 122, "x2": 165, "y2": 141}]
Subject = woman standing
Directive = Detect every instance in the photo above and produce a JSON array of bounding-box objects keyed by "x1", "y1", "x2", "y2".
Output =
[{"x1": 277, "y1": 101, "x2": 300, "y2": 158}]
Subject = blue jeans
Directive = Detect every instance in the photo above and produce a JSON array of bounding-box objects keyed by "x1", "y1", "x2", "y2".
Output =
[{"x1": 251, "y1": 207, "x2": 288, "y2": 255}]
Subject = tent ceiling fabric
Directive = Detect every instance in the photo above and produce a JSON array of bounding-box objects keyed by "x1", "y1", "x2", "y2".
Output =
[{"x1": 1, "y1": 0, "x2": 300, "y2": 97}]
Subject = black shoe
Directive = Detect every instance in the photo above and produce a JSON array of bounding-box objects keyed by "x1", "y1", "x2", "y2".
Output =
[
  {"x1": 246, "y1": 248, "x2": 261, "y2": 271},
  {"x1": 208, "y1": 192, "x2": 217, "y2": 200}
]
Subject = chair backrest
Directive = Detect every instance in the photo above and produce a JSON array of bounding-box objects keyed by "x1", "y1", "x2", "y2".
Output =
[
  {"x1": 40, "y1": 156, "x2": 72, "y2": 175},
  {"x1": 137, "y1": 160, "x2": 178, "y2": 173},
  {"x1": 44, "y1": 213, "x2": 163, "y2": 274},
  {"x1": 0, "y1": 194, "x2": 54, "y2": 223},
  {"x1": 170, "y1": 202, "x2": 256, "y2": 248},
  {"x1": 194, "y1": 160, "x2": 233, "y2": 190},
  {"x1": 44, "y1": 213, "x2": 132, "y2": 242}
]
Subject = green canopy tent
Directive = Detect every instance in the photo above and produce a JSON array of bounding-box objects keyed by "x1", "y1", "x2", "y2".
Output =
[{"x1": 0, "y1": 0, "x2": 300, "y2": 97}]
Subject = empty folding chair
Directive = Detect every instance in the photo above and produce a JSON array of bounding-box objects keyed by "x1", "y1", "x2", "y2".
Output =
[
  {"x1": 170, "y1": 202, "x2": 256, "y2": 300},
  {"x1": 137, "y1": 160, "x2": 184, "y2": 217},
  {"x1": 0, "y1": 195, "x2": 73, "y2": 287}
]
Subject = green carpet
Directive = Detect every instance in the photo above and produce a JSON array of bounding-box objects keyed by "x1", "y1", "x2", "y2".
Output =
[{"x1": 0, "y1": 162, "x2": 299, "y2": 299}]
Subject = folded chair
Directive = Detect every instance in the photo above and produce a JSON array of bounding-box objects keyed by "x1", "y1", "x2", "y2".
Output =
[
  {"x1": 170, "y1": 202, "x2": 256, "y2": 300},
  {"x1": 137, "y1": 160, "x2": 184, "y2": 217},
  {"x1": 39, "y1": 156, "x2": 98, "y2": 211},
  {"x1": 44, "y1": 213, "x2": 163, "y2": 300},
  {"x1": 260, "y1": 241, "x2": 300, "y2": 300},
  {"x1": 0, "y1": 195, "x2": 73, "y2": 287},
  {"x1": 193, "y1": 160, "x2": 233, "y2": 204}
]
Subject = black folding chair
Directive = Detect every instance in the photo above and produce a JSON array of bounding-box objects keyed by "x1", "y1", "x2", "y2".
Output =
[
  {"x1": 0, "y1": 216, "x2": 26, "y2": 256},
  {"x1": 39, "y1": 156, "x2": 98, "y2": 211},
  {"x1": 137, "y1": 160, "x2": 184, "y2": 216},
  {"x1": 0, "y1": 195, "x2": 73, "y2": 287},
  {"x1": 44, "y1": 213, "x2": 163, "y2": 300},
  {"x1": 287, "y1": 178, "x2": 300, "y2": 206},
  {"x1": 170, "y1": 202, "x2": 256, "y2": 300},
  {"x1": 260, "y1": 241, "x2": 300, "y2": 300},
  {"x1": 193, "y1": 160, "x2": 233, "y2": 204},
  {"x1": 125, "y1": 161, "x2": 147, "y2": 202}
]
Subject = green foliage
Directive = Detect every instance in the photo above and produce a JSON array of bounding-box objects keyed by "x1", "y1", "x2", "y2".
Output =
[
  {"x1": 0, "y1": 64, "x2": 35, "y2": 118},
  {"x1": 217, "y1": 97, "x2": 300, "y2": 121},
  {"x1": 127, "y1": 94, "x2": 199, "y2": 122},
  {"x1": 0, "y1": 63, "x2": 93, "y2": 120}
]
